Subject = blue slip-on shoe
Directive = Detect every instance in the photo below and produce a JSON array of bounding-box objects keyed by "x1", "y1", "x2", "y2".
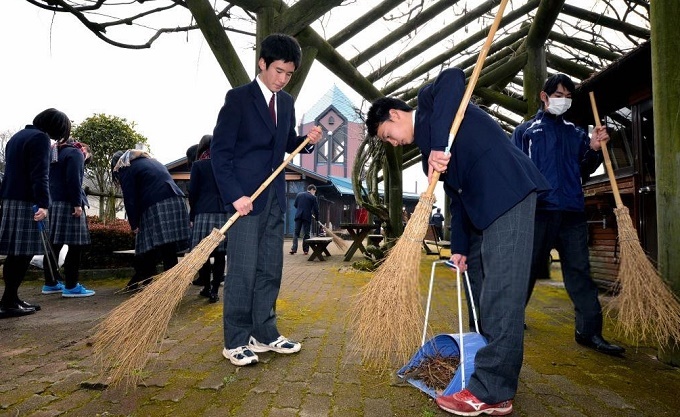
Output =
[
  {"x1": 42, "y1": 282, "x2": 65, "y2": 294},
  {"x1": 62, "y1": 283, "x2": 95, "y2": 298}
]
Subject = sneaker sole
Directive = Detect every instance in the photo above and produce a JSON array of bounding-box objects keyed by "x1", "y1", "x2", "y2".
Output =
[
  {"x1": 41, "y1": 290, "x2": 63, "y2": 294},
  {"x1": 62, "y1": 292, "x2": 95, "y2": 298},
  {"x1": 222, "y1": 348, "x2": 258, "y2": 366},
  {"x1": 436, "y1": 403, "x2": 513, "y2": 416},
  {"x1": 249, "y1": 343, "x2": 302, "y2": 354}
]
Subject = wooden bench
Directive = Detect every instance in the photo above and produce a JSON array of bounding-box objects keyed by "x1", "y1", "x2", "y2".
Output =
[{"x1": 306, "y1": 237, "x2": 333, "y2": 261}]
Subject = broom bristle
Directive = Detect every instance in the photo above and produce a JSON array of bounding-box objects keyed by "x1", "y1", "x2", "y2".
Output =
[
  {"x1": 347, "y1": 193, "x2": 436, "y2": 371},
  {"x1": 92, "y1": 228, "x2": 225, "y2": 387},
  {"x1": 320, "y1": 223, "x2": 348, "y2": 251},
  {"x1": 605, "y1": 207, "x2": 680, "y2": 350}
]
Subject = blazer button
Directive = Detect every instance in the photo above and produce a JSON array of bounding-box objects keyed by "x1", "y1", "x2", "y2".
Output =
[{"x1": 458, "y1": 188, "x2": 463, "y2": 194}]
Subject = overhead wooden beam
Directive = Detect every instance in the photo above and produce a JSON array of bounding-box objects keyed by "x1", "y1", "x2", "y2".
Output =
[
  {"x1": 561, "y1": 3, "x2": 650, "y2": 39},
  {"x1": 185, "y1": 0, "x2": 250, "y2": 87},
  {"x1": 454, "y1": 26, "x2": 528, "y2": 76},
  {"x1": 476, "y1": 53, "x2": 528, "y2": 91},
  {"x1": 349, "y1": 0, "x2": 461, "y2": 67},
  {"x1": 367, "y1": 0, "x2": 505, "y2": 82},
  {"x1": 546, "y1": 52, "x2": 593, "y2": 80},
  {"x1": 486, "y1": 107, "x2": 522, "y2": 127},
  {"x1": 275, "y1": 0, "x2": 344, "y2": 37},
  {"x1": 474, "y1": 87, "x2": 528, "y2": 116},
  {"x1": 548, "y1": 31, "x2": 620, "y2": 61},
  {"x1": 328, "y1": 0, "x2": 405, "y2": 47},
  {"x1": 526, "y1": 0, "x2": 565, "y2": 48},
  {"x1": 380, "y1": 0, "x2": 539, "y2": 96}
]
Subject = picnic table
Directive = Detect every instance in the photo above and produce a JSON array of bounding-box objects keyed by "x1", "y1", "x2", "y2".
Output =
[
  {"x1": 340, "y1": 223, "x2": 377, "y2": 261},
  {"x1": 305, "y1": 237, "x2": 333, "y2": 261}
]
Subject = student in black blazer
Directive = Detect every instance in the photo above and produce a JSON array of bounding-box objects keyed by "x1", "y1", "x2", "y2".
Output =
[
  {"x1": 211, "y1": 34, "x2": 322, "y2": 366},
  {"x1": 366, "y1": 68, "x2": 550, "y2": 416},
  {"x1": 111, "y1": 150, "x2": 190, "y2": 291},
  {"x1": 0, "y1": 108, "x2": 71, "y2": 318},
  {"x1": 188, "y1": 134, "x2": 227, "y2": 303},
  {"x1": 289, "y1": 184, "x2": 319, "y2": 255}
]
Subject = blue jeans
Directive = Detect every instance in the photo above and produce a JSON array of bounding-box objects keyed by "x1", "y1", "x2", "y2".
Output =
[{"x1": 527, "y1": 210, "x2": 602, "y2": 336}]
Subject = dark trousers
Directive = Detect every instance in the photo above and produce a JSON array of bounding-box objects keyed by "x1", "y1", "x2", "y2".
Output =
[
  {"x1": 465, "y1": 192, "x2": 535, "y2": 404},
  {"x1": 224, "y1": 190, "x2": 284, "y2": 349},
  {"x1": 198, "y1": 250, "x2": 226, "y2": 292},
  {"x1": 527, "y1": 210, "x2": 602, "y2": 336},
  {"x1": 1, "y1": 255, "x2": 32, "y2": 306},
  {"x1": 129, "y1": 242, "x2": 179, "y2": 286},
  {"x1": 44, "y1": 244, "x2": 83, "y2": 289},
  {"x1": 290, "y1": 219, "x2": 311, "y2": 253}
]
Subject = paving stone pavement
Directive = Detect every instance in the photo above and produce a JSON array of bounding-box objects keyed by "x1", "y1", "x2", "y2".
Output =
[{"x1": 2, "y1": 240, "x2": 680, "y2": 416}]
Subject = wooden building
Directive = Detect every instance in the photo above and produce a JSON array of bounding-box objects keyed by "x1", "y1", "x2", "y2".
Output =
[{"x1": 569, "y1": 41, "x2": 654, "y2": 286}]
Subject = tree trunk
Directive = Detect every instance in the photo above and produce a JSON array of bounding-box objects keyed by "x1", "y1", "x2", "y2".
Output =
[{"x1": 651, "y1": 0, "x2": 680, "y2": 365}]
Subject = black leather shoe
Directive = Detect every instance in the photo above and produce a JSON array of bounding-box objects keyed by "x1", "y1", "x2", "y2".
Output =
[
  {"x1": 575, "y1": 332, "x2": 625, "y2": 356},
  {"x1": 18, "y1": 300, "x2": 41, "y2": 311},
  {"x1": 209, "y1": 292, "x2": 219, "y2": 303},
  {"x1": 289, "y1": 251, "x2": 296, "y2": 255},
  {"x1": 0, "y1": 303, "x2": 37, "y2": 319}
]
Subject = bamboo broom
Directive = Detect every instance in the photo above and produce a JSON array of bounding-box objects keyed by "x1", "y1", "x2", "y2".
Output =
[
  {"x1": 93, "y1": 137, "x2": 312, "y2": 387},
  {"x1": 347, "y1": 0, "x2": 510, "y2": 370},
  {"x1": 313, "y1": 216, "x2": 347, "y2": 251},
  {"x1": 589, "y1": 92, "x2": 680, "y2": 349}
]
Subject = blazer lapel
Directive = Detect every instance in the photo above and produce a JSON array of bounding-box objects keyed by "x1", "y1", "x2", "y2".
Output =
[{"x1": 250, "y1": 81, "x2": 276, "y2": 134}]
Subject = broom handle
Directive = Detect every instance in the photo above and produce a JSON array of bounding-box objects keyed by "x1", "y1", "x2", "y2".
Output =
[
  {"x1": 218, "y1": 137, "x2": 312, "y2": 234},
  {"x1": 424, "y1": 0, "x2": 509, "y2": 197},
  {"x1": 588, "y1": 92, "x2": 624, "y2": 209}
]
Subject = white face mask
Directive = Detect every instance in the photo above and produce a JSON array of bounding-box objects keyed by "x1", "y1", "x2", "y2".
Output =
[{"x1": 546, "y1": 97, "x2": 572, "y2": 116}]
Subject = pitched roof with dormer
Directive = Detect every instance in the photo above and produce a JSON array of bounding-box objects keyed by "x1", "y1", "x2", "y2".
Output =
[{"x1": 300, "y1": 85, "x2": 362, "y2": 125}]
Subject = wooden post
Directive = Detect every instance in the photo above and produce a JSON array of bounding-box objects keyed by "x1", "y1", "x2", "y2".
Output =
[{"x1": 651, "y1": 0, "x2": 680, "y2": 365}]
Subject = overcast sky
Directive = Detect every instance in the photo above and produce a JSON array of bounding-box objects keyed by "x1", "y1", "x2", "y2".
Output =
[{"x1": 0, "y1": 1, "x2": 443, "y2": 200}]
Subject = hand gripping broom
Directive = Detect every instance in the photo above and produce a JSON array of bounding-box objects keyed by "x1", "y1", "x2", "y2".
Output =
[
  {"x1": 589, "y1": 92, "x2": 680, "y2": 349},
  {"x1": 347, "y1": 0, "x2": 510, "y2": 370},
  {"x1": 93, "y1": 137, "x2": 312, "y2": 387}
]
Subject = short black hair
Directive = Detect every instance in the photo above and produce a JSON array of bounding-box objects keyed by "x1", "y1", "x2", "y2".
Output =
[
  {"x1": 366, "y1": 97, "x2": 413, "y2": 137},
  {"x1": 196, "y1": 134, "x2": 213, "y2": 158},
  {"x1": 111, "y1": 150, "x2": 124, "y2": 172},
  {"x1": 33, "y1": 108, "x2": 71, "y2": 140},
  {"x1": 543, "y1": 73, "x2": 576, "y2": 95},
  {"x1": 260, "y1": 34, "x2": 302, "y2": 70},
  {"x1": 307, "y1": 184, "x2": 316, "y2": 192}
]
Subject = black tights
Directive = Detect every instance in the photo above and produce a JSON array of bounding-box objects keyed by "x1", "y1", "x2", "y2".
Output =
[
  {"x1": 129, "y1": 243, "x2": 179, "y2": 286},
  {"x1": 1, "y1": 255, "x2": 32, "y2": 306},
  {"x1": 43, "y1": 244, "x2": 83, "y2": 290},
  {"x1": 197, "y1": 250, "x2": 225, "y2": 292}
]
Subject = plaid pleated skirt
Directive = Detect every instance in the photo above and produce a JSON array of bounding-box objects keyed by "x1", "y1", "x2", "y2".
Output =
[
  {"x1": 0, "y1": 199, "x2": 46, "y2": 256},
  {"x1": 48, "y1": 201, "x2": 91, "y2": 246},
  {"x1": 191, "y1": 212, "x2": 228, "y2": 252},
  {"x1": 135, "y1": 196, "x2": 190, "y2": 255}
]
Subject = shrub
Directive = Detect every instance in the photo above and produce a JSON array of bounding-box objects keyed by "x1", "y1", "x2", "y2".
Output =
[{"x1": 81, "y1": 216, "x2": 135, "y2": 269}]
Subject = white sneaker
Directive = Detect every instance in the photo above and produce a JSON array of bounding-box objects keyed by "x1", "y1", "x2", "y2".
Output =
[
  {"x1": 222, "y1": 346, "x2": 258, "y2": 366},
  {"x1": 248, "y1": 335, "x2": 301, "y2": 354}
]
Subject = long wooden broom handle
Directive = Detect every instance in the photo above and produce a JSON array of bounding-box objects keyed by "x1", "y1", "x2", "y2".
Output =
[
  {"x1": 425, "y1": 0, "x2": 509, "y2": 196},
  {"x1": 588, "y1": 92, "x2": 624, "y2": 209},
  {"x1": 219, "y1": 137, "x2": 312, "y2": 234}
]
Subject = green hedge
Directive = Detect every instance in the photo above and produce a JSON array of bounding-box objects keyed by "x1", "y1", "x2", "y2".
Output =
[{"x1": 81, "y1": 216, "x2": 135, "y2": 269}]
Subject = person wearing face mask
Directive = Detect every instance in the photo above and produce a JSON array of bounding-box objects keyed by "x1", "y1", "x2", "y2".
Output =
[{"x1": 512, "y1": 73, "x2": 625, "y2": 356}]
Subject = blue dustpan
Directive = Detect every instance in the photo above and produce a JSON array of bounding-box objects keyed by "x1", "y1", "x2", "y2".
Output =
[{"x1": 397, "y1": 261, "x2": 487, "y2": 398}]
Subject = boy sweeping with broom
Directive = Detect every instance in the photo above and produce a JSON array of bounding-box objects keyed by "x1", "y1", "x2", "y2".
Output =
[{"x1": 366, "y1": 68, "x2": 549, "y2": 416}]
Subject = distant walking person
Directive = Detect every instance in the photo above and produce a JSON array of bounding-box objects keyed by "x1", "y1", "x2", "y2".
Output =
[
  {"x1": 430, "y1": 207, "x2": 445, "y2": 241},
  {"x1": 513, "y1": 73, "x2": 624, "y2": 356},
  {"x1": 111, "y1": 149, "x2": 190, "y2": 291},
  {"x1": 0, "y1": 108, "x2": 71, "y2": 318},
  {"x1": 289, "y1": 184, "x2": 319, "y2": 255},
  {"x1": 42, "y1": 139, "x2": 95, "y2": 297},
  {"x1": 188, "y1": 135, "x2": 227, "y2": 303}
]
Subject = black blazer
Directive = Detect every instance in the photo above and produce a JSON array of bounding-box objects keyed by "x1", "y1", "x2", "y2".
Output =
[
  {"x1": 0, "y1": 125, "x2": 51, "y2": 208},
  {"x1": 49, "y1": 144, "x2": 88, "y2": 208},
  {"x1": 414, "y1": 68, "x2": 550, "y2": 255},
  {"x1": 188, "y1": 159, "x2": 226, "y2": 221},
  {"x1": 211, "y1": 79, "x2": 313, "y2": 216},
  {"x1": 293, "y1": 191, "x2": 319, "y2": 222},
  {"x1": 117, "y1": 157, "x2": 185, "y2": 230}
]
